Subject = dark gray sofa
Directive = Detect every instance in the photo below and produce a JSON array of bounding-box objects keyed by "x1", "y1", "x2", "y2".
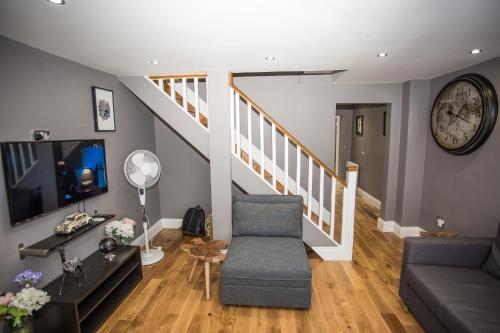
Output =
[
  {"x1": 400, "y1": 237, "x2": 500, "y2": 333},
  {"x1": 220, "y1": 195, "x2": 311, "y2": 308}
]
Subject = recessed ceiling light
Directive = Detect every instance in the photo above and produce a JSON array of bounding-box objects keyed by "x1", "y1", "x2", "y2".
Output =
[
  {"x1": 469, "y1": 49, "x2": 482, "y2": 55},
  {"x1": 265, "y1": 56, "x2": 276, "y2": 61},
  {"x1": 377, "y1": 52, "x2": 388, "y2": 57},
  {"x1": 150, "y1": 60, "x2": 160, "y2": 65},
  {"x1": 47, "y1": 0, "x2": 66, "y2": 4}
]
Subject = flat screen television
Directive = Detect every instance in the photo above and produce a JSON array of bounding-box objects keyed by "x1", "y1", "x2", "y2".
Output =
[{"x1": 1, "y1": 139, "x2": 108, "y2": 226}]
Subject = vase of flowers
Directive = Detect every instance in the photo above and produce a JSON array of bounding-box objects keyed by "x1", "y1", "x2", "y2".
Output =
[
  {"x1": 0, "y1": 270, "x2": 50, "y2": 333},
  {"x1": 104, "y1": 217, "x2": 136, "y2": 245}
]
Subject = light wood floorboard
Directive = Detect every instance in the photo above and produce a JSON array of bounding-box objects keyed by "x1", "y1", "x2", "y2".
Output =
[{"x1": 98, "y1": 197, "x2": 423, "y2": 333}]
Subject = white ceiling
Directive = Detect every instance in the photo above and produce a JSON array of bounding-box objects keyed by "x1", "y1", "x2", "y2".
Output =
[{"x1": 1, "y1": 0, "x2": 499, "y2": 83}]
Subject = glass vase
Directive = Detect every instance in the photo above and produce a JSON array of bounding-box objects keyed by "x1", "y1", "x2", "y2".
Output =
[{"x1": 2, "y1": 316, "x2": 33, "y2": 333}]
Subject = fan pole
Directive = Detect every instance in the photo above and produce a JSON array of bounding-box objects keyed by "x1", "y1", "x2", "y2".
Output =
[{"x1": 142, "y1": 205, "x2": 151, "y2": 255}]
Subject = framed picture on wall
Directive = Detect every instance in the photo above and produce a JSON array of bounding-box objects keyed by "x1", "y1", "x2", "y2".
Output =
[
  {"x1": 92, "y1": 87, "x2": 116, "y2": 132},
  {"x1": 355, "y1": 116, "x2": 363, "y2": 135}
]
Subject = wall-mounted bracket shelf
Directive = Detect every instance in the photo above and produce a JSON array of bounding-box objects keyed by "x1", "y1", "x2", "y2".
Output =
[{"x1": 18, "y1": 214, "x2": 115, "y2": 260}]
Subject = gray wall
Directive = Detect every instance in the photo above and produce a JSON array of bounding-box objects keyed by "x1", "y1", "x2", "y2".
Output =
[
  {"x1": 0, "y1": 36, "x2": 160, "y2": 290},
  {"x1": 336, "y1": 108, "x2": 353, "y2": 178},
  {"x1": 154, "y1": 118, "x2": 212, "y2": 218},
  {"x1": 350, "y1": 105, "x2": 387, "y2": 200},
  {"x1": 234, "y1": 76, "x2": 403, "y2": 221},
  {"x1": 420, "y1": 57, "x2": 500, "y2": 236}
]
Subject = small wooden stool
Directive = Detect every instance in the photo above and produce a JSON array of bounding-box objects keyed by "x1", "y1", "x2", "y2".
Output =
[{"x1": 180, "y1": 238, "x2": 228, "y2": 300}]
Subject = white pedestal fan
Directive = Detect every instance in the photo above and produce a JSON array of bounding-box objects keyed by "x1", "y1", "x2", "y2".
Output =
[{"x1": 124, "y1": 150, "x2": 164, "y2": 265}]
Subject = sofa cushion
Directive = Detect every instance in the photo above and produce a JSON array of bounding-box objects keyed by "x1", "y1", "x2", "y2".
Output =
[
  {"x1": 482, "y1": 223, "x2": 500, "y2": 279},
  {"x1": 221, "y1": 236, "x2": 311, "y2": 288},
  {"x1": 406, "y1": 264, "x2": 500, "y2": 333},
  {"x1": 232, "y1": 195, "x2": 303, "y2": 238}
]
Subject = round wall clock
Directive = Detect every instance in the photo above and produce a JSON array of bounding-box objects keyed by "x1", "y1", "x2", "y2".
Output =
[{"x1": 430, "y1": 73, "x2": 498, "y2": 155}]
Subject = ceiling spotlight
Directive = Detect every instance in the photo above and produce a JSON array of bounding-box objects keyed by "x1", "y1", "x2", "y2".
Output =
[
  {"x1": 150, "y1": 60, "x2": 160, "y2": 65},
  {"x1": 47, "y1": 0, "x2": 66, "y2": 4},
  {"x1": 265, "y1": 56, "x2": 276, "y2": 61},
  {"x1": 377, "y1": 52, "x2": 388, "y2": 57},
  {"x1": 469, "y1": 49, "x2": 482, "y2": 55}
]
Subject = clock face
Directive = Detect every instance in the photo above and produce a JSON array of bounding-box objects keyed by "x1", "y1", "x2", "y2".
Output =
[{"x1": 431, "y1": 80, "x2": 483, "y2": 151}]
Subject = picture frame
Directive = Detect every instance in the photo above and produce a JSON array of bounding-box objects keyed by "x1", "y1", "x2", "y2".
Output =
[
  {"x1": 92, "y1": 87, "x2": 116, "y2": 132},
  {"x1": 355, "y1": 116, "x2": 363, "y2": 135}
]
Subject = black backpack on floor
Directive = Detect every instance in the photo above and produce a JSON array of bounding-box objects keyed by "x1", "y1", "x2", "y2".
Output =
[{"x1": 181, "y1": 206, "x2": 206, "y2": 236}]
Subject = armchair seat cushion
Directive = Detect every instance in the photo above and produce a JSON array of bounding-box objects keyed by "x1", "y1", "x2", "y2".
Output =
[
  {"x1": 406, "y1": 264, "x2": 500, "y2": 333},
  {"x1": 221, "y1": 236, "x2": 311, "y2": 289}
]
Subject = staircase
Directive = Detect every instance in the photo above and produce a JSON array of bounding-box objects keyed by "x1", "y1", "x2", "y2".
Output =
[{"x1": 120, "y1": 73, "x2": 358, "y2": 261}]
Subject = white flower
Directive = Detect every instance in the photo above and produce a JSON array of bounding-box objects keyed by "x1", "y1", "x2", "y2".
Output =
[
  {"x1": 11, "y1": 287, "x2": 50, "y2": 314},
  {"x1": 104, "y1": 219, "x2": 135, "y2": 240}
]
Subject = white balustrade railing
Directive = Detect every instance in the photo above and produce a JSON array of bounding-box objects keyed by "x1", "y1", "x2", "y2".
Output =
[
  {"x1": 229, "y1": 83, "x2": 358, "y2": 250},
  {"x1": 149, "y1": 75, "x2": 209, "y2": 130}
]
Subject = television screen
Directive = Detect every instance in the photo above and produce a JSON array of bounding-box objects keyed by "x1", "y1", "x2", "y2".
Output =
[{"x1": 1, "y1": 139, "x2": 108, "y2": 226}]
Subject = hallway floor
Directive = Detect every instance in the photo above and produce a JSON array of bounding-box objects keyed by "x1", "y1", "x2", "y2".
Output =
[{"x1": 98, "y1": 196, "x2": 423, "y2": 333}]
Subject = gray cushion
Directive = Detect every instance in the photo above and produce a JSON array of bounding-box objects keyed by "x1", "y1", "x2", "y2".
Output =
[
  {"x1": 232, "y1": 195, "x2": 303, "y2": 238},
  {"x1": 406, "y1": 264, "x2": 500, "y2": 333},
  {"x1": 482, "y1": 223, "x2": 500, "y2": 279},
  {"x1": 221, "y1": 236, "x2": 311, "y2": 288}
]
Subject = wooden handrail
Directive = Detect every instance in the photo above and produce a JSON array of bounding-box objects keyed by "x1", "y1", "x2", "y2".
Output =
[
  {"x1": 229, "y1": 79, "x2": 348, "y2": 187},
  {"x1": 149, "y1": 74, "x2": 207, "y2": 79}
]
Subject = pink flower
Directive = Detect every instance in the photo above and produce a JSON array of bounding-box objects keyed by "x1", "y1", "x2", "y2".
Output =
[
  {"x1": 0, "y1": 292, "x2": 14, "y2": 305},
  {"x1": 122, "y1": 218, "x2": 136, "y2": 226}
]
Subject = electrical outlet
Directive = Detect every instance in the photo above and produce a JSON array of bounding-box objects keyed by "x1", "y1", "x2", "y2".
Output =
[{"x1": 436, "y1": 216, "x2": 445, "y2": 228}]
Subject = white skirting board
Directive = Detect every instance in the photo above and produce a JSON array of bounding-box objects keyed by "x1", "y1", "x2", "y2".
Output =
[
  {"x1": 376, "y1": 217, "x2": 424, "y2": 238},
  {"x1": 132, "y1": 218, "x2": 183, "y2": 246},
  {"x1": 357, "y1": 188, "x2": 381, "y2": 209}
]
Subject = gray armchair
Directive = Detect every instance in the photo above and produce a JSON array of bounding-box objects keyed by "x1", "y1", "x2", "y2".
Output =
[
  {"x1": 220, "y1": 195, "x2": 311, "y2": 309},
  {"x1": 400, "y1": 237, "x2": 500, "y2": 333}
]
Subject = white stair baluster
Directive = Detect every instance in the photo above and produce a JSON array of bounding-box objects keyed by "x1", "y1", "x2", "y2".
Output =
[
  {"x1": 158, "y1": 79, "x2": 163, "y2": 93},
  {"x1": 272, "y1": 124, "x2": 277, "y2": 189},
  {"x1": 307, "y1": 156, "x2": 313, "y2": 219},
  {"x1": 296, "y1": 147, "x2": 301, "y2": 197},
  {"x1": 235, "y1": 94, "x2": 241, "y2": 155},
  {"x1": 284, "y1": 136, "x2": 289, "y2": 194},
  {"x1": 229, "y1": 88, "x2": 235, "y2": 153},
  {"x1": 330, "y1": 176, "x2": 337, "y2": 238},
  {"x1": 259, "y1": 113, "x2": 265, "y2": 177},
  {"x1": 247, "y1": 103, "x2": 253, "y2": 168},
  {"x1": 169, "y1": 78, "x2": 175, "y2": 100},
  {"x1": 319, "y1": 166, "x2": 324, "y2": 226},
  {"x1": 182, "y1": 78, "x2": 187, "y2": 111},
  {"x1": 194, "y1": 77, "x2": 200, "y2": 122}
]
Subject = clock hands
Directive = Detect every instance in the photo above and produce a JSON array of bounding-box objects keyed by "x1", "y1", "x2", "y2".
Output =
[{"x1": 447, "y1": 111, "x2": 471, "y2": 124}]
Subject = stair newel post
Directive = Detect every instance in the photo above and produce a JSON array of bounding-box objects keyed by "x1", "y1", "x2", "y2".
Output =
[
  {"x1": 235, "y1": 93, "x2": 241, "y2": 156},
  {"x1": 341, "y1": 165, "x2": 358, "y2": 260},
  {"x1": 319, "y1": 166, "x2": 324, "y2": 226},
  {"x1": 330, "y1": 176, "x2": 337, "y2": 238},
  {"x1": 296, "y1": 147, "x2": 301, "y2": 197}
]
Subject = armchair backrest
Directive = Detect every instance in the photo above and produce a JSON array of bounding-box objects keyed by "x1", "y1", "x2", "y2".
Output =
[{"x1": 232, "y1": 195, "x2": 303, "y2": 238}]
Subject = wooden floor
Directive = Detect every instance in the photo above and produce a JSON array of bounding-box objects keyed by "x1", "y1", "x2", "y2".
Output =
[{"x1": 98, "y1": 197, "x2": 423, "y2": 333}]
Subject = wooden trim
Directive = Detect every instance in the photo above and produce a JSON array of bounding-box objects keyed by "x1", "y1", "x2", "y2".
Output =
[
  {"x1": 230, "y1": 82, "x2": 347, "y2": 187},
  {"x1": 346, "y1": 165, "x2": 358, "y2": 172},
  {"x1": 149, "y1": 74, "x2": 207, "y2": 79}
]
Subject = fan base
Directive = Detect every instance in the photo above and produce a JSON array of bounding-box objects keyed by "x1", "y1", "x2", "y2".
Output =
[{"x1": 141, "y1": 248, "x2": 164, "y2": 265}]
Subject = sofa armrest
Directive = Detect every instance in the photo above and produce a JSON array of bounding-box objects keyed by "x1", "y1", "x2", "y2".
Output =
[{"x1": 402, "y1": 237, "x2": 493, "y2": 268}]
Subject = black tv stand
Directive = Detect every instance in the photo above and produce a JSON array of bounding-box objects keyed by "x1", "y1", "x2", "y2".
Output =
[{"x1": 36, "y1": 246, "x2": 142, "y2": 333}]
